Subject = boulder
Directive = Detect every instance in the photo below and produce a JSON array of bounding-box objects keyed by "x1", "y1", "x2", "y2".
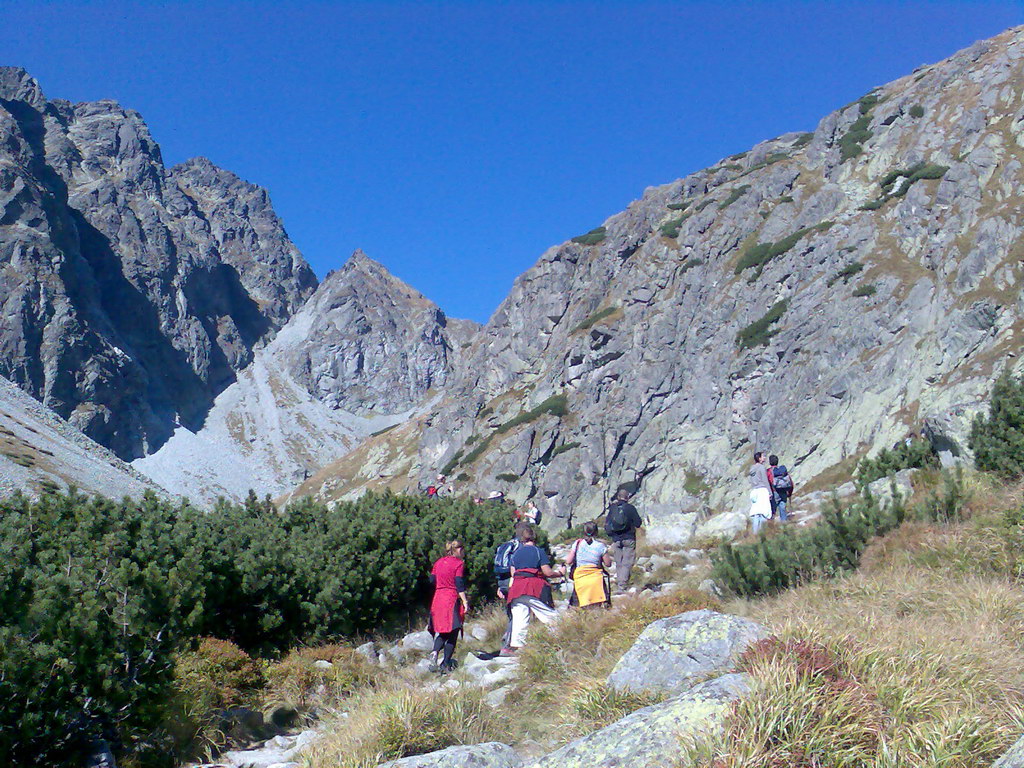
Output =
[
  {"x1": 644, "y1": 512, "x2": 699, "y2": 547},
  {"x1": 994, "y1": 735, "x2": 1024, "y2": 767},
  {"x1": 462, "y1": 654, "x2": 519, "y2": 687},
  {"x1": 694, "y1": 512, "x2": 747, "y2": 542},
  {"x1": 525, "y1": 674, "x2": 750, "y2": 768},
  {"x1": 401, "y1": 630, "x2": 435, "y2": 653},
  {"x1": 222, "y1": 728, "x2": 319, "y2": 768},
  {"x1": 356, "y1": 641, "x2": 380, "y2": 664},
  {"x1": 649, "y1": 554, "x2": 673, "y2": 572},
  {"x1": 470, "y1": 625, "x2": 491, "y2": 642},
  {"x1": 607, "y1": 609, "x2": 766, "y2": 695},
  {"x1": 378, "y1": 741, "x2": 523, "y2": 768},
  {"x1": 866, "y1": 468, "x2": 914, "y2": 504}
]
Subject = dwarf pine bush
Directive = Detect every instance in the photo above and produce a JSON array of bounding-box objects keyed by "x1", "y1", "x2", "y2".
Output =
[
  {"x1": 0, "y1": 488, "x2": 511, "y2": 765},
  {"x1": 970, "y1": 373, "x2": 1024, "y2": 478}
]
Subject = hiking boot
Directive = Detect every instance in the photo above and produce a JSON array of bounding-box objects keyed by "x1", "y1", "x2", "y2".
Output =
[{"x1": 498, "y1": 647, "x2": 518, "y2": 657}]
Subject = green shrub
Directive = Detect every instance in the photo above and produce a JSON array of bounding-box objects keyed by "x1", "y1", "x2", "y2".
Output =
[
  {"x1": 496, "y1": 393, "x2": 569, "y2": 435},
  {"x1": 548, "y1": 441, "x2": 581, "y2": 460},
  {"x1": 721, "y1": 163, "x2": 743, "y2": 172},
  {"x1": 837, "y1": 93, "x2": 881, "y2": 162},
  {"x1": 712, "y1": 487, "x2": 907, "y2": 597},
  {"x1": 478, "y1": 405, "x2": 493, "y2": 418},
  {"x1": 792, "y1": 132, "x2": 814, "y2": 148},
  {"x1": 465, "y1": 434, "x2": 478, "y2": 445},
  {"x1": 779, "y1": 195, "x2": 794, "y2": 203},
  {"x1": 694, "y1": 198, "x2": 716, "y2": 212},
  {"x1": 572, "y1": 306, "x2": 618, "y2": 333},
  {"x1": 718, "y1": 185, "x2": 751, "y2": 210},
  {"x1": 667, "y1": 201, "x2": 689, "y2": 211},
  {"x1": 865, "y1": 161, "x2": 949, "y2": 209},
  {"x1": 571, "y1": 227, "x2": 607, "y2": 246},
  {"x1": 736, "y1": 300, "x2": 789, "y2": 350},
  {"x1": 495, "y1": 473, "x2": 519, "y2": 483},
  {"x1": 659, "y1": 214, "x2": 690, "y2": 238},
  {"x1": 679, "y1": 257, "x2": 705, "y2": 274},
  {"x1": 0, "y1": 489, "x2": 513, "y2": 764},
  {"x1": 857, "y1": 438, "x2": 938, "y2": 485},
  {"x1": 852, "y1": 284, "x2": 877, "y2": 297},
  {"x1": 909, "y1": 104, "x2": 925, "y2": 118},
  {"x1": 455, "y1": 472, "x2": 470, "y2": 482},
  {"x1": 827, "y1": 261, "x2": 863, "y2": 286},
  {"x1": 970, "y1": 373, "x2": 1024, "y2": 478},
  {"x1": 175, "y1": 638, "x2": 264, "y2": 715},
  {"x1": 735, "y1": 227, "x2": 815, "y2": 276},
  {"x1": 440, "y1": 449, "x2": 464, "y2": 476}
]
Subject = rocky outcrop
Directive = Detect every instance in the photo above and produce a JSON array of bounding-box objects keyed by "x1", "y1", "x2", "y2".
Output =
[
  {"x1": 297, "y1": 27, "x2": 1024, "y2": 539},
  {"x1": 607, "y1": 609, "x2": 766, "y2": 695},
  {"x1": 526, "y1": 673, "x2": 750, "y2": 768},
  {"x1": 0, "y1": 67, "x2": 315, "y2": 460},
  {"x1": 0, "y1": 374, "x2": 165, "y2": 500},
  {"x1": 379, "y1": 742, "x2": 523, "y2": 768},
  {"x1": 134, "y1": 251, "x2": 474, "y2": 504},
  {"x1": 995, "y1": 736, "x2": 1024, "y2": 767}
]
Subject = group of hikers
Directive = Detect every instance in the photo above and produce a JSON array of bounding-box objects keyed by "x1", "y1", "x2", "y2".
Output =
[
  {"x1": 747, "y1": 451, "x2": 796, "y2": 533},
  {"x1": 424, "y1": 488, "x2": 643, "y2": 673}
]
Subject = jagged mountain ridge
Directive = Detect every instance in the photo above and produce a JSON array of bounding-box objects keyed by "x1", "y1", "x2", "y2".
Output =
[
  {"x1": 295, "y1": 27, "x2": 1024, "y2": 527},
  {"x1": 134, "y1": 250, "x2": 477, "y2": 505},
  {"x1": 0, "y1": 67, "x2": 316, "y2": 459}
]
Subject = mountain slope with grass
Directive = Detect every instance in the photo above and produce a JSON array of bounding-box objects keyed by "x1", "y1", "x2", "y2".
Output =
[
  {"x1": 0, "y1": 373, "x2": 165, "y2": 499},
  {"x1": 297, "y1": 27, "x2": 1024, "y2": 535}
]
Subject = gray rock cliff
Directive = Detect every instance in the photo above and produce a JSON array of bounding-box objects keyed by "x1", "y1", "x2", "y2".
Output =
[
  {"x1": 297, "y1": 27, "x2": 1024, "y2": 535},
  {"x1": 0, "y1": 67, "x2": 315, "y2": 459}
]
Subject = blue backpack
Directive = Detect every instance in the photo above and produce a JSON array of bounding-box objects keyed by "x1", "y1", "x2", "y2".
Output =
[{"x1": 493, "y1": 539, "x2": 520, "y2": 577}]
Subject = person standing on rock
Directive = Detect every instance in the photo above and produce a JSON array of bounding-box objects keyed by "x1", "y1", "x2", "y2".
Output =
[
  {"x1": 605, "y1": 488, "x2": 643, "y2": 592},
  {"x1": 503, "y1": 524, "x2": 563, "y2": 654},
  {"x1": 427, "y1": 540, "x2": 470, "y2": 673},
  {"x1": 748, "y1": 451, "x2": 773, "y2": 534}
]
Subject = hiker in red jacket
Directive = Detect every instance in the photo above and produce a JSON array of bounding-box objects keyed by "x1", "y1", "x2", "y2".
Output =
[{"x1": 427, "y1": 540, "x2": 470, "y2": 673}]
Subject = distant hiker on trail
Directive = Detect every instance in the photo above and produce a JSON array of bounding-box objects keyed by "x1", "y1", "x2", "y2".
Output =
[
  {"x1": 769, "y1": 454, "x2": 794, "y2": 522},
  {"x1": 605, "y1": 489, "x2": 643, "y2": 592},
  {"x1": 517, "y1": 500, "x2": 542, "y2": 526},
  {"x1": 427, "y1": 540, "x2": 470, "y2": 673},
  {"x1": 503, "y1": 524, "x2": 563, "y2": 654},
  {"x1": 565, "y1": 521, "x2": 613, "y2": 609},
  {"x1": 748, "y1": 451, "x2": 773, "y2": 534}
]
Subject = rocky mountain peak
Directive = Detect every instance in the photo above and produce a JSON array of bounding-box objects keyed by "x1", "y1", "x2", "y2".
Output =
[
  {"x1": 0, "y1": 66, "x2": 45, "y2": 107},
  {"x1": 0, "y1": 68, "x2": 318, "y2": 459}
]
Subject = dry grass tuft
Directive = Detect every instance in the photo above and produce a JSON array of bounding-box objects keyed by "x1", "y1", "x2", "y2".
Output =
[
  {"x1": 305, "y1": 683, "x2": 502, "y2": 768},
  {"x1": 264, "y1": 643, "x2": 382, "y2": 710},
  {"x1": 685, "y1": 483, "x2": 1024, "y2": 767}
]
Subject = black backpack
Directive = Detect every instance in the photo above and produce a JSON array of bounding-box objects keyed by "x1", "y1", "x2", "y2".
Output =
[
  {"x1": 493, "y1": 538, "x2": 520, "y2": 576},
  {"x1": 604, "y1": 501, "x2": 631, "y2": 535},
  {"x1": 773, "y1": 466, "x2": 793, "y2": 490}
]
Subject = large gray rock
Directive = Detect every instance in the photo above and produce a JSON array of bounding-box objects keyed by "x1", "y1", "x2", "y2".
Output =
[
  {"x1": 526, "y1": 674, "x2": 750, "y2": 768},
  {"x1": 644, "y1": 512, "x2": 699, "y2": 547},
  {"x1": 607, "y1": 609, "x2": 766, "y2": 695},
  {"x1": 378, "y1": 742, "x2": 523, "y2": 768},
  {"x1": 994, "y1": 735, "x2": 1024, "y2": 767}
]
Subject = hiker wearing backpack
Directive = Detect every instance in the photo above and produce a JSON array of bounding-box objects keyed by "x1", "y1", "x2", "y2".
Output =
[
  {"x1": 493, "y1": 524, "x2": 525, "y2": 648},
  {"x1": 768, "y1": 454, "x2": 794, "y2": 522},
  {"x1": 748, "y1": 451, "x2": 773, "y2": 534},
  {"x1": 503, "y1": 524, "x2": 564, "y2": 654},
  {"x1": 604, "y1": 489, "x2": 643, "y2": 592}
]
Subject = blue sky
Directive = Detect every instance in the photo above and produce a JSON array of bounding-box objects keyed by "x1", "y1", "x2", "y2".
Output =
[{"x1": 1, "y1": 1, "x2": 1020, "y2": 322}]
